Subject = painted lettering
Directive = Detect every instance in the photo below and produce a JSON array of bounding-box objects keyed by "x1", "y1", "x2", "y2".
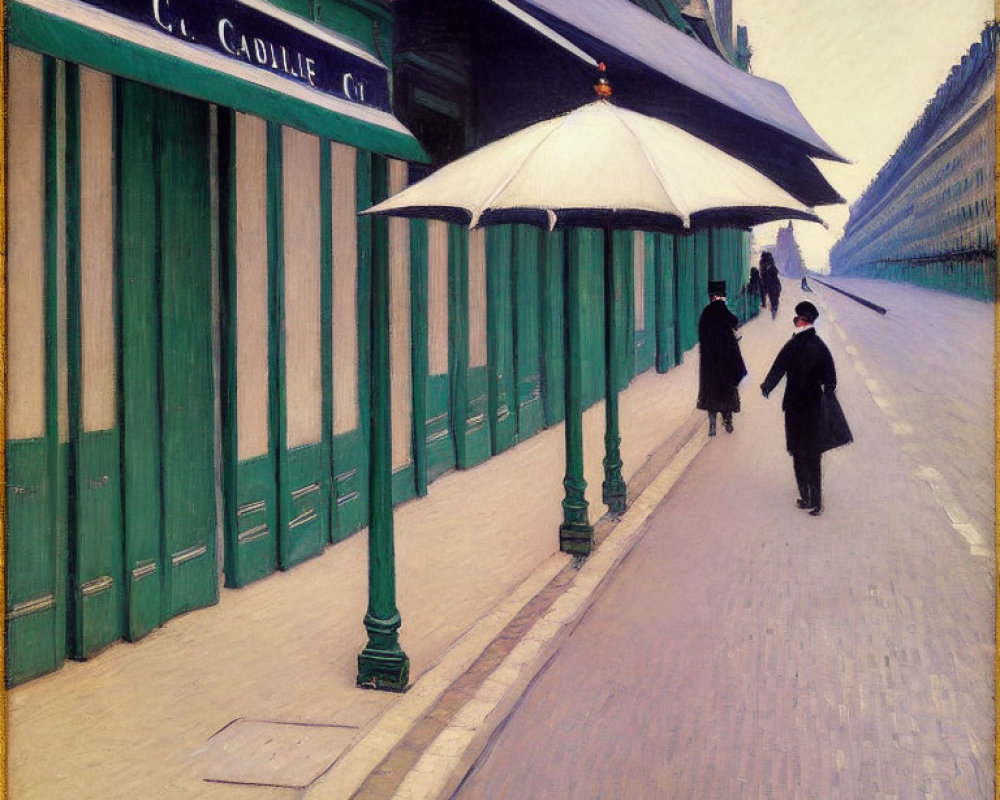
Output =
[
  {"x1": 166, "y1": 7, "x2": 344, "y2": 102},
  {"x1": 218, "y1": 18, "x2": 237, "y2": 54},
  {"x1": 152, "y1": 0, "x2": 173, "y2": 33},
  {"x1": 253, "y1": 37, "x2": 268, "y2": 65},
  {"x1": 342, "y1": 73, "x2": 369, "y2": 103}
]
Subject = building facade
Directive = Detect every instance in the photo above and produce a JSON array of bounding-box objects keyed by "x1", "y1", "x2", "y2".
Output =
[
  {"x1": 5, "y1": 0, "x2": 429, "y2": 686},
  {"x1": 5, "y1": 0, "x2": 836, "y2": 686},
  {"x1": 829, "y1": 24, "x2": 997, "y2": 300}
]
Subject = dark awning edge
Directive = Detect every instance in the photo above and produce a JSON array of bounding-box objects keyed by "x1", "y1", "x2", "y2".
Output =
[
  {"x1": 494, "y1": 0, "x2": 847, "y2": 164},
  {"x1": 363, "y1": 205, "x2": 824, "y2": 233},
  {"x1": 10, "y1": 1, "x2": 429, "y2": 164}
]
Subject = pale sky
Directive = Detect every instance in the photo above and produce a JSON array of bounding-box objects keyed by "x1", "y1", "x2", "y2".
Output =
[{"x1": 735, "y1": 0, "x2": 995, "y2": 272}]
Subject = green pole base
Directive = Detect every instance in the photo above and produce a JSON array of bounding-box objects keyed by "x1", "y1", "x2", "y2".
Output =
[
  {"x1": 559, "y1": 521, "x2": 594, "y2": 556},
  {"x1": 602, "y1": 479, "x2": 627, "y2": 515},
  {"x1": 357, "y1": 648, "x2": 410, "y2": 693}
]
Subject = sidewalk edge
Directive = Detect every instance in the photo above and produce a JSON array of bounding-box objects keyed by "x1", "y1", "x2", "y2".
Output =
[{"x1": 383, "y1": 413, "x2": 709, "y2": 800}]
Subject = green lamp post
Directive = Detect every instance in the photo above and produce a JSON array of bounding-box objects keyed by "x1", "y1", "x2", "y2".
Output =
[{"x1": 357, "y1": 159, "x2": 409, "y2": 692}]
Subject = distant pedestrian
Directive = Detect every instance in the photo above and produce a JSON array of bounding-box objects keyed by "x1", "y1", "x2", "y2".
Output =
[
  {"x1": 754, "y1": 254, "x2": 768, "y2": 308},
  {"x1": 760, "y1": 301, "x2": 850, "y2": 515},
  {"x1": 760, "y1": 252, "x2": 781, "y2": 319},
  {"x1": 697, "y1": 281, "x2": 747, "y2": 436},
  {"x1": 748, "y1": 264, "x2": 763, "y2": 309},
  {"x1": 801, "y1": 275, "x2": 812, "y2": 292}
]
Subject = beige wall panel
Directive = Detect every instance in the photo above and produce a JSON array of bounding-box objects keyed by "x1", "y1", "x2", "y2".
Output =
[
  {"x1": 79, "y1": 68, "x2": 116, "y2": 432},
  {"x1": 282, "y1": 127, "x2": 323, "y2": 449},
  {"x1": 468, "y1": 228, "x2": 487, "y2": 368},
  {"x1": 331, "y1": 142, "x2": 359, "y2": 434},
  {"x1": 427, "y1": 221, "x2": 449, "y2": 376},
  {"x1": 633, "y1": 231, "x2": 646, "y2": 331},
  {"x1": 235, "y1": 113, "x2": 271, "y2": 460},
  {"x1": 7, "y1": 48, "x2": 47, "y2": 440},
  {"x1": 388, "y1": 160, "x2": 412, "y2": 471}
]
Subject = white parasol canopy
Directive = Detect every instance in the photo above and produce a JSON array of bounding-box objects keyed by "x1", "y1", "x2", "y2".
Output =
[{"x1": 364, "y1": 99, "x2": 822, "y2": 232}]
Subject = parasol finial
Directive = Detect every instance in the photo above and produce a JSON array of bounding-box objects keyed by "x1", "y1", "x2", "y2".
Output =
[{"x1": 594, "y1": 62, "x2": 612, "y2": 98}]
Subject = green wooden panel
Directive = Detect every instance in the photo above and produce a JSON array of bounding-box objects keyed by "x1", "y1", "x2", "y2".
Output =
[
  {"x1": 118, "y1": 79, "x2": 165, "y2": 641},
  {"x1": 6, "y1": 439, "x2": 62, "y2": 685},
  {"x1": 513, "y1": 225, "x2": 544, "y2": 439},
  {"x1": 568, "y1": 229, "x2": 605, "y2": 407},
  {"x1": 449, "y1": 224, "x2": 468, "y2": 465},
  {"x1": 217, "y1": 109, "x2": 280, "y2": 587},
  {"x1": 409, "y1": 218, "x2": 429, "y2": 496},
  {"x1": 425, "y1": 374, "x2": 456, "y2": 481},
  {"x1": 319, "y1": 139, "x2": 341, "y2": 540},
  {"x1": 450, "y1": 226, "x2": 490, "y2": 468},
  {"x1": 675, "y1": 232, "x2": 697, "y2": 356},
  {"x1": 392, "y1": 465, "x2": 417, "y2": 504},
  {"x1": 66, "y1": 67, "x2": 125, "y2": 658},
  {"x1": 333, "y1": 429, "x2": 368, "y2": 537},
  {"x1": 158, "y1": 91, "x2": 219, "y2": 618},
  {"x1": 613, "y1": 230, "x2": 633, "y2": 388},
  {"x1": 72, "y1": 430, "x2": 125, "y2": 656},
  {"x1": 635, "y1": 232, "x2": 657, "y2": 374},
  {"x1": 693, "y1": 229, "x2": 711, "y2": 339},
  {"x1": 346, "y1": 149, "x2": 373, "y2": 530},
  {"x1": 464, "y1": 365, "x2": 491, "y2": 467},
  {"x1": 655, "y1": 233, "x2": 678, "y2": 372},
  {"x1": 486, "y1": 226, "x2": 516, "y2": 455},
  {"x1": 271, "y1": 126, "x2": 329, "y2": 569},
  {"x1": 540, "y1": 231, "x2": 565, "y2": 426},
  {"x1": 227, "y1": 456, "x2": 279, "y2": 587},
  {"x1": 280, "y1": 443, "x2": 329, "y2": 569}
]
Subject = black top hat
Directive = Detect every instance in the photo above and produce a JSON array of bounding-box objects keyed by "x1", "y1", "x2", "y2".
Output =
[
  {"x1": 708, "y1": 280, "x2": 727, "y2": 296},
  {"x1": 794, "y1": 301, "x2": 819, "y2": 322}
]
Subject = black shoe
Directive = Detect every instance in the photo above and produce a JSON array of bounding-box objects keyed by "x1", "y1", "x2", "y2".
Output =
[
  {"x1": 809, "y1": 506, "x2": 823, "y2": 516},
  {"x1": 796, "y1": 499, "x2": 811, "y2": 509},
  {"x1": 723, "y1": 419, "x2": 734, "y2": 433}
]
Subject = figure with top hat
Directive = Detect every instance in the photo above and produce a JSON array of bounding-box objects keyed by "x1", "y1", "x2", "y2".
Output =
[
  {"x1": 697, "y1": 280, "x2": 747, "y2": 436},
  {"x1": 760, "y1": 300, "x2": 851, "y2": 516}
]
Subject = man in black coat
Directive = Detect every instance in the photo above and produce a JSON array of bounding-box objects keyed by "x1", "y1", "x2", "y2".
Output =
[
  {"x1": 760, "y1": 251, "x2": 782, "y2": 319},
  {"x1": 697, "y1": 281, "x2": 746, "y2": 436},
  {"x1": 760, "y1": 301, "x2": 837, "y2": 515}
]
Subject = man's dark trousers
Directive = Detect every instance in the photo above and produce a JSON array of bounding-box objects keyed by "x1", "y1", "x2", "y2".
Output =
[{"x1": 793, "y1": 451, "x2": 821, "y2": 508}]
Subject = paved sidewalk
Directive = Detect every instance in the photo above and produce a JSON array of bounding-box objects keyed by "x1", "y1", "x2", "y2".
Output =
[
  {"x1": 9, "y1": 312, "x2": 710, "y2": 799},
  {"x1": 400, "y1": 280, "x2": 996, "y2": 800}
]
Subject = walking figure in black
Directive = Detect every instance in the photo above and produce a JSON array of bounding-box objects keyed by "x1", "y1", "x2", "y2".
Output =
[
  {"x1": 753, "y1": 254, "x2": 768, "y2": 309},
  {"x1": 697, "y1": 281, "x2": 746, "y2": 437},
  {"x1": 760, "y1": 301, "x2": 850, "y2": 516},
  {"x1": 748, "y1": 264, "x2": 763, "y2": 310},
  {"x1": 760, "y1": 251, "x2": 781, "y2": 319}
]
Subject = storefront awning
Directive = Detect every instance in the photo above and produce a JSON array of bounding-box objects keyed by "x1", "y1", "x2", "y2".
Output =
[
  {"x1": 10, "y1": 0, "x2": 429, "y2": 163},
  {"x1": 490, "y1": 0, "x2": 846, "y2": 164}
]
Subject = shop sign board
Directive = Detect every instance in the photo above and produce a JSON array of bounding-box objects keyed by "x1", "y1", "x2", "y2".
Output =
[{"x1": 79, "y1": 0, "x2": 391, "y2": 111}]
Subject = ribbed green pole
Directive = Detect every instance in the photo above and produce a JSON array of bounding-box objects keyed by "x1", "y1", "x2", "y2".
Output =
[
  {"x1": 357, "y1": 161, "x2": 409, "y2": 692},
  {"x1": 601, "y1": 226, "x2": 626, "y2": 514},
  {"x1": 559, "y1": 230, "x2": 593, "y2": 555}
]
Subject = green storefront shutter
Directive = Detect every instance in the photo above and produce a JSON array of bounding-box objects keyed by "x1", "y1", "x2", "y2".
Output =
[
  {"x1": 513, "y1": 225, "x2": 545, "y2": 439},
  {"x1": 486, "y1": 226, "x2": 516, "y2": 455}
]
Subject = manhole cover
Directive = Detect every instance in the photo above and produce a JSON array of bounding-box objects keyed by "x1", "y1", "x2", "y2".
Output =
[{"x1": 196, "y1": 718, "x2": 359, "y2": 788}]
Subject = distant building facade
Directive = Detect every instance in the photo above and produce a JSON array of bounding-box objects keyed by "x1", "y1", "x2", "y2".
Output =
[
  {"x1": 829, "y1": 24, "x2": 997, "y2": 300},
  {"x1": 773, "y1": 222, "x2": 806, "y2": 279}
]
